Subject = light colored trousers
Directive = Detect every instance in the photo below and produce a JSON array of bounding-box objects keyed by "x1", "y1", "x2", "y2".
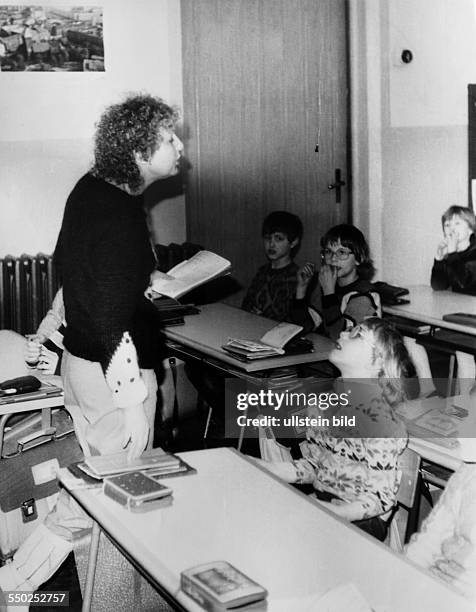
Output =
[{"x1": 45, "y1": 350, "x2": 158, "y2": 541}]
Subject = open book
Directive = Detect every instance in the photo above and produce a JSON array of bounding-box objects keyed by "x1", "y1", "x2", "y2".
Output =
[
  {"x1": 222, "y1": 322, "x2": 304, "y2": 360},
  {"x1": 151, "y1": 250, "x2": 231, "y2": 299}
]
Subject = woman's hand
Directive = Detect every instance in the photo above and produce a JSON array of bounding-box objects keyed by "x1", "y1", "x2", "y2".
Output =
[
  {"x1": 296, "y1": 262, "x2": 315, "y2": 299},
  {"x1": 145, "y1": 270, "x2": 176, "y2": 299},
  {"x1": 24, "y1": 334, "x2": 42, "y2": 365},
  {"x1": 319, "y1": 264, "x2": 337, "y2": 295},
  {"x1": 122, "y1": 403, "x2": 150, "y2": 462},
  {"x1": 35, "y1": 346, "x2": 59, "y2": 375}
]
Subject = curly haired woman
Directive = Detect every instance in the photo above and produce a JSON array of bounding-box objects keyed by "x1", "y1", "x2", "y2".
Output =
[{"x1": 0, "y1": 93, "x2": 183, "y2": 604}]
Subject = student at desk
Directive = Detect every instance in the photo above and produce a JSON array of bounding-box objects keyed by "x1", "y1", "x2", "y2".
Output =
[
  {"x1": 241, "y1": 210, "x2": 319, "y2": 330},
  {"x1": 186, "y1": 211, "x2": 317, "y2": 439},
  {"x1": 311, "y1": 224, "x2": 381, "y2": 341},
  {"x1": 431, "y1": 205, "x2": 476, "y2": 295},
  {"x1": 0, "y1": 287, "x2": 65, "y2": 380},
  {"x1": 256, "y1": 318, "x2": 412, "y2": 541}
]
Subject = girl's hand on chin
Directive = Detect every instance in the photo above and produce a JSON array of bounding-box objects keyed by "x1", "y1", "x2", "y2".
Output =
[
  {"x1": 319, "y1": 264, "x2": 337, "y2": 295},
  {"x1": 445, "y1": 232, "x2": 458, "y2": 254},
  {"x1": 435, "y1": 240, "x2": 448, "y2": 261}
]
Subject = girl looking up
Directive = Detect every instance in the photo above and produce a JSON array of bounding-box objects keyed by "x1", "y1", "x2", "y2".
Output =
[{"x1": 256, "y1": 318, "x2": 412, "y2": 541}]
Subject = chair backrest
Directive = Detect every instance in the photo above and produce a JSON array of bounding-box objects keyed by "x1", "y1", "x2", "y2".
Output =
[{"x1": 396, "y1": 447, "x2": 421, "y2": 509}]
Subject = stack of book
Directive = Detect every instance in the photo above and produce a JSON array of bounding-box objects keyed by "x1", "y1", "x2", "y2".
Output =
[
  {"x1": 78, "y1": 448, "x2": 195, "y2": 479},
  {"x1": 222, "y1": 322, "x2": 312, "y2": 362},
  {"x1": 66, "y1": 449, "x2": 196, "y2": 512},
  {"x1": 152, "y1": 296, "x2": 200, "y2": 326}
]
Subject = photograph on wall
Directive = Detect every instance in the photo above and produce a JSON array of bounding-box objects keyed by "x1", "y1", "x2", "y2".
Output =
[{"x1": 0, "y1": 5, "x2": 104, "y2": 72}]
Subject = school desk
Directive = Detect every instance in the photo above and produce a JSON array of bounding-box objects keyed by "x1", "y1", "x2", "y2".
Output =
[
  {"x1": 60, "y1": 448, "x2": 473, "y2": 612},
  {"x1": 383, "y1": 285, "x2": 476, "y2": 336},
  {"x1": 162, "y1": 302, "x2": 334, "y2": 374},
  {"x1": 0, "y1": 380, "x2": 64, "y2": 457}
]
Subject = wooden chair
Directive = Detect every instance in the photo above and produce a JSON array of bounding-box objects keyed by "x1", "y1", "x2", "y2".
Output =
[
  {"x1": 415, "y1": 330, "x2": 476, "y2": 397},
  {"x1": 388, "y1": 447, "x2": 421, "y2": 551},
  {"x1": 403, "y1": 336, "x2": 437, "y2": 398}
]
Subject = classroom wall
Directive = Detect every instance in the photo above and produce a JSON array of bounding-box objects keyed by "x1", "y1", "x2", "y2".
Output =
[
  {"x1": 0, "y1": 0, "x2": 184, "y2": 259},
  {"x1": 351, "y1": 0, "x2": 476, "y2": 286}
]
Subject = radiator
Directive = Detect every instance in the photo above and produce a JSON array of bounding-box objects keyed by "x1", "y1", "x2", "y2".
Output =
[{"x1": 0, "y1": 254, "x2": 60, "y2": 335}]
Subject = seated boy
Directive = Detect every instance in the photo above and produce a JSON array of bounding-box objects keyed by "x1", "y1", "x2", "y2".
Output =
[
  {"x1": 431, "y1": 205, "x2": 476, "y2": 294},
  {"x1": 242, "y1": 210, "x2": 318, "y2": 330},
  {"x1": 186, "y1": 211, "x2": 316, "y2": 444}
]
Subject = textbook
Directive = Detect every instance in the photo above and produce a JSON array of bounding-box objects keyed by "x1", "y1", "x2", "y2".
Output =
[
  {"x1": 181, "y1": 561, "x2": 267, "y2": 611},
  {"x1": 222, "y1": 322, "x2": 304, "y2": 360},
  {"x1": 150, "y1": 250, "x2": 232, "y2": 299},
  {"x1": 103, "y1": 471, "x2": 174, "y2": 513}
]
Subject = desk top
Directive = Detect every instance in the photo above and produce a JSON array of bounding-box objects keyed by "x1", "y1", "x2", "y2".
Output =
[
  {"x1": 63, "y1": 448, "x2": 472, "y2": 612},
  {"x1": 163, "y1": 303, "x2": 334, "y2": 372},
  {"x1": 383, "y1": 285, "x2": 476, "y2": 335},
  {"x1": 0, "y1": 394, "x2": 64, "y2": 416}
]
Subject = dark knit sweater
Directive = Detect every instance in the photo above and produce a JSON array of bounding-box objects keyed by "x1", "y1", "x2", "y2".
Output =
[
  {"x1": 54, "y1": 174, "x2": 160, "y2": 388},
  {"x1": 431, "y1": 235, "x2": 476, "y2": 295}
]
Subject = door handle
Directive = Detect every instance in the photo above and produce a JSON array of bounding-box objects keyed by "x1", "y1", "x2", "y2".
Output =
[{"x1": 328, "y1": 169, "x2": 346, "y2": 204}]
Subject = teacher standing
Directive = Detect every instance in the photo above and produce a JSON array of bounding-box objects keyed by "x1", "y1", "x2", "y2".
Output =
[
  {"x1": 0, "y1": 93, "x2": 183, "y2": 600},
  {"x1": 55, "y1": 93, "x2": 183, "y2": 459}
]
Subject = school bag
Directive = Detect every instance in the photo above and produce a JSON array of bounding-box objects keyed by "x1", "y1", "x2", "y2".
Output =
[{"x1": 0, "y1": 407, "x2": 83, "y2": 562}]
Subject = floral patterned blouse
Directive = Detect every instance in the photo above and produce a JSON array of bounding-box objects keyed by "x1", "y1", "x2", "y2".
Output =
[{"x1": 293, "y1": 381, "x2": 408, "y2": 520}]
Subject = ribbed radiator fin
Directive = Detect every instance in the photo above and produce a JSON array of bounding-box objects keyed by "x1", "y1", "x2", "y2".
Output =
[{"x1": 0, "y1": 254, "x2": 59, "y2": 335}]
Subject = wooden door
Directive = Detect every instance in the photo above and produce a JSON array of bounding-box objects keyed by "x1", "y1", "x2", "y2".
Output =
[{"x1": 181, "y1": 0, "x2": 349, "y2": 299}]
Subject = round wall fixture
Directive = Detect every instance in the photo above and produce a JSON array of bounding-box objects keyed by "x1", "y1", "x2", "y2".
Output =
[{"x1": 401, "y1": 49, "x2": 413, "y2": 64}]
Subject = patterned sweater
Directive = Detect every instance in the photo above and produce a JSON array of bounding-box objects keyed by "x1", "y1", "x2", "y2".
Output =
[
  {"x1": 54, "y1": 173, "x2": 160, "y2": 408},
  {"x1": 242, "y1": 262, "x2": 299, "y2": 321},
  {"x1": 241, "y1": 262, "x2": 317, "y2": 330},
  {"x1": 293, "y1": 380, "x2": 407, "y2": 520}
]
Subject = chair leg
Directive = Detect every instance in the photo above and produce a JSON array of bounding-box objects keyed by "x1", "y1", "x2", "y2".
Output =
[
  {"x1": 455, "y1": 351, "x2": 476, "y2": 395},
  {"x1": 446, "y1": 354, "x2": 455, "y2": 398},
  {"x1": 203, "y1": 403, "x2": 213, "y2": 439}
]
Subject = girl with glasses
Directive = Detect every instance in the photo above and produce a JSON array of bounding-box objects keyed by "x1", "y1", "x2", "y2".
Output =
[
  {"x1": 316, "y1": 224, "x2": 380, "y2": 341},
  {"x1": 256, "y1": 317, "x2": 413, "y2": 541}
]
